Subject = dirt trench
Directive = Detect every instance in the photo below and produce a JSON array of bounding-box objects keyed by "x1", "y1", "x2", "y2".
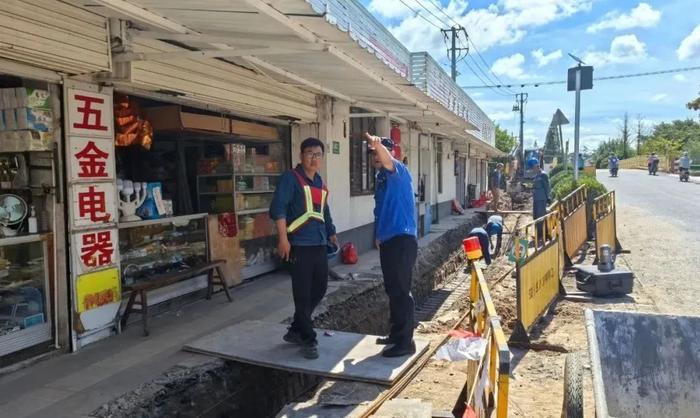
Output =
[{"x1": 93, "y1": 216, "x2": 483, "y2": 418}]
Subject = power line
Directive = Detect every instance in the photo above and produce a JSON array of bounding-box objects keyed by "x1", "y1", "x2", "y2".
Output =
[
  {"x1": 460, "y1": 65, "x2": 700, "y2": 89},
  {"x1": 397, "y1": 0, "x2": 442, "y2": 30},
  {"x1": 425, "y1": 0, "x2": 460, "y2": 26},
  {"x1": 413, "y1": 0, "x2": 450, "y2": 26},
  {"x1": 466, "y1": 37, "x2": 518, "y2": 95},
  {"x1": 461, "y1": 58, "x2": 513, "y2": 97}
]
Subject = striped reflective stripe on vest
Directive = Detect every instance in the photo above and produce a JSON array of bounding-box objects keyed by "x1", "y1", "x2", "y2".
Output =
[{"x1": 286, "y1": 170, "x2": 328, "y2": 233}]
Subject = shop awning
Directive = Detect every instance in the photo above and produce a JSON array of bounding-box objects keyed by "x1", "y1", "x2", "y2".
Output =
[
  {"x1": 1, "y1": 0, "x2": 111, "y2": 75},
  {"x1": 80, "y1": 0, "x2": 495, "y2": 143}
]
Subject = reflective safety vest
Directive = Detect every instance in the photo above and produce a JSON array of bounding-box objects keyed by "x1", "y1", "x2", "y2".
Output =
[{"x1": 286, "y1": 169, "x2": 328, "y2": 233}]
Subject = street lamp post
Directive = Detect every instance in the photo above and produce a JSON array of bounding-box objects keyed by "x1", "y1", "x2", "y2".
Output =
[{"x1": 567, "y1": 54, "x2": 593, "y2": 181}]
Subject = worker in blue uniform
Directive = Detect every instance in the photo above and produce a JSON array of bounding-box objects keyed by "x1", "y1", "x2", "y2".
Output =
[
  {"x1": 270, "y1": 137, "x2": 337, "y2": 360},
  {"x1": 528, "y1": 158, "x2": 551, "y2": 241},
  {"x1": 366, "y1": 132, "x2": 419, "y2": 358}
]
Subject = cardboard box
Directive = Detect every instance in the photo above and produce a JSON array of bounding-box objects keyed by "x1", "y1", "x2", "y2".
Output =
[
  {"x1": 144, "y1": 106, "x2": 230, "y2": 133},
  {"x1": 1, "y1": 89, "x2": 17, "y2": 109},
  {"x1": 0, "y1": 130, "x2": 51, "y2": 152},
  {"x1": 16, "y1": 108, "x2": 52, "y2": 132},
  {"x1": 231, "y1": 120, "x2": 279, "y2": 140},
  {"x1": 217, "y1": 179, "x2": 233, "y2": 193},
  {"x1": 16, "y1": 88, "x2": 50, "y2": 109},
  {"x1": 3, "y1": 109, "x2": 17, "y2": 130}
]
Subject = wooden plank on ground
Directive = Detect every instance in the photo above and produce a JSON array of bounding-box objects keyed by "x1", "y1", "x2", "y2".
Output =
[{"x1": 183, "y1": 320, "x2": 430, "y2": 385}]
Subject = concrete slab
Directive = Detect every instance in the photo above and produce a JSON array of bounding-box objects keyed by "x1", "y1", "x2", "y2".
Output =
[
  {"x1": 184, "y1": 320, "x2": 429, "y2": 385},
  {"x1": 374, "y1": 398, "x2": 433, "y2": 418},
  {"x1": 276, "y1": 400, "x2": 368, "y2": 418}
]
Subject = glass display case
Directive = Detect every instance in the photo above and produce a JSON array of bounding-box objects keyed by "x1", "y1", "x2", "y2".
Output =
[
  {"x1": 118, "y1": 214, "x2": 208, "y2": 288},
  {"x1": 0, "y1": 234, "x2": 51, "y2": 357}
]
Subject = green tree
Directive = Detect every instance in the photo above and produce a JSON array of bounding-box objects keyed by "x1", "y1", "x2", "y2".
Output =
[
  {"x1": 495, "y1": 124, "x2": 516, "y2": 153},
  {"x1": 650, "y1": 119, "x2": 700, "y2": 146},
  {"x1": 687, "y1": 91, "x2": 700, "y2": 111}
]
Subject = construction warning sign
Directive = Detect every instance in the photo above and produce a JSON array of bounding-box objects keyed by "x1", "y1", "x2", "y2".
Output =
[{"x1": 517, "y1": 241, "x2": 561, "y2": 331}]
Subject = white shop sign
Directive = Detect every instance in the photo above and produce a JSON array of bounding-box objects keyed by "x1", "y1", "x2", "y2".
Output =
[
  {"x1": 66, "y1": 88, "x2": 113, "y2": 138},
  {"x1": 64, "y1": 82, "x2": 120, "y2": 347},
  {"x1": 68, "y1": 137, "x2": 115, "y2": 182},
  {"x1": 71, "y1": 228, "x2": 119, "y2": 275},
  {"x1": 69, "y1": 182, "x2": 118, "y2": 230}
]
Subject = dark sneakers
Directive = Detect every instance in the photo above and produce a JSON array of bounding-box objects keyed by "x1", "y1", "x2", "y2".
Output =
[
  {"x1": 283, "y1": 329, "x2": 319, "y2": 359},
  {"x1": 283, "y1": 328, "x2": 304, "y2": 345},
  {"x1": 376, "y1": 335, "x2": 397, "y2": 345},
  {"x1": 300, "y1": 343, "x2": 319, "y2": 359},
  {"x1": 381, "y1": 341, "x2": 416, "y2": 358}
]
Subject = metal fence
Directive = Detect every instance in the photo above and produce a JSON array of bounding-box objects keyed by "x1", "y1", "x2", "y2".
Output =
[
  {"x1": 512, "y1": 211, "x2": 563, "y2": 342},
  {"x1": 592, "y1": 191, "x2": 619, "y2": 261},
  {"x1": 558, "y1": 186, "x2": 588, "y2": 263},
  {"x1": 462, "y1": 262, "x2": 510, "y2": 418}
]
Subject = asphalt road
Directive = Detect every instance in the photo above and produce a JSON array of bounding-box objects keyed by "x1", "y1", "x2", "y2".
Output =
[{"x1": 598, "y1": 169, "x2": 700, "y2": 315}]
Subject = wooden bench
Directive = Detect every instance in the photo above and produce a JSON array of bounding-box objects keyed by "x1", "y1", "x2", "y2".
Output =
[{"x1": 120, "y1": 260, "x2": 232, "y2": 336}]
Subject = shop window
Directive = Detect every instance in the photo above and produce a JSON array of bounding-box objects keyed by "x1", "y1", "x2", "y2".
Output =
[{"x1": 349, "y1": 117, "x2": 377, "y2": 196}]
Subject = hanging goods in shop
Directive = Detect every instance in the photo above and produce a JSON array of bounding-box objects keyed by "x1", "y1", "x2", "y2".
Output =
[
  {"x1": 114, "y1": 94, "x2": 153, "y2": 150},
  {"x1": 136, "y1": 183, "x2": 165, "y2": 220},
  {"x1": 390, "y1": 126, "x2": 401, "y2": 144},
  {"x1": 116, "y1": 179, "x2": 146, "y2": 222},
  {"x1": 286, "y1": 170, "x2": 328, "y2": 233},
  {"x1": 218, "y1": 213, "x2": 238, "y2": 237},
  {"x1": 0, "y1": 194, "x2": 28, "y2": 237}
]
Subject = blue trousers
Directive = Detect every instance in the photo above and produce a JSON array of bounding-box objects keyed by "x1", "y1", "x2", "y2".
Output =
[{"x1": 533, "y1": 200, "x2": 547, "y2": 239}]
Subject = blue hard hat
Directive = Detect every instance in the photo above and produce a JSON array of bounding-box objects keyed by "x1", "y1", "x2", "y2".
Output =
[
  {"x1": 327, "y1": 243, "x2": 340, "y2": 259},
  {"x1": 380, "y1": 137, "x2": 394, "y2": 151},
  {"x1": 526, "y1": 158, "x2": 539, "y2": 169}
]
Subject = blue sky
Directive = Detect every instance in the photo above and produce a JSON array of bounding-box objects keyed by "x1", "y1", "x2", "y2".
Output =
[{"x1": 360, "y1": 0, "x2": 700, "y2": 150}]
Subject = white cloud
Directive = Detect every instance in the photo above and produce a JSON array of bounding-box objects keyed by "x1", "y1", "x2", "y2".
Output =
[
  {"x1": 379, "y1": 0, "x2": 592, "y2": 62},
  {"x1": 587, "y1": 3, "x2": 661, "y2": 33},
  {"x1": 491, "y1": 53, "x2": 529, "y2": 79},
  {"x1": 677, "y1": 24, "x2": 700, "y2": 60},
  {"x1": 650, "y1": 93, "x2": 669, "y2": 103},
  {"x1": 489, "y1": 111, "x2": 515, "y2": 121},
  {"x1": 367, "y1": 0, "x2": 411, "y2": 20},
  {"x1": 583, "y1": 34, "x2": 647, "y2": 68},
  {"x1": 531, "y1": 48, "x2": 563, "y2": 67},
  {"x1": 673, "y1": 74, "x2": 688, "y2": 82}
]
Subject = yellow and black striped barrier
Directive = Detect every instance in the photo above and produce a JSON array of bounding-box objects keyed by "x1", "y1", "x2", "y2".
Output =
[
  {"x1": 511, "y1": 211, "x2": 563, "y2": 342},
  {"x1": 592, "y1": 190, "x2": 621, "y2": 262}
]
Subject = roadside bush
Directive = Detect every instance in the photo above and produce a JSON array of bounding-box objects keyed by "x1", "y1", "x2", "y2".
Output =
[
  {"x1": 552, "y1": 174, "x2": 607, "y2": 200},
  {"x1": 550, "y1": 170, "x2": 573, "y2": 188},
  {"x1": 549, "y1": 164, "x2": 568, "y2": 177}
]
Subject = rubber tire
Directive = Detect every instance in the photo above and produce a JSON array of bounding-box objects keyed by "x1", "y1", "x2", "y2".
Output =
[{"x1": 562, "y1": 352, "x2": 584, "y2": 418}]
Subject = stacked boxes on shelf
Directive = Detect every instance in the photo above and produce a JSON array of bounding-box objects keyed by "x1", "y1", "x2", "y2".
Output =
[{"x1": 0, "y1": 88, "x2": 52, "y2": 151}]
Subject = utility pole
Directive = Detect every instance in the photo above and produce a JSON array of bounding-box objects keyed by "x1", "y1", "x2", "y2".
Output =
[
  {"x1": 514, "y1": 93, "x2": 528, "y2": 175},
  {"x1": 441, "y1": 26, "x2": 469, "y2": 81}
]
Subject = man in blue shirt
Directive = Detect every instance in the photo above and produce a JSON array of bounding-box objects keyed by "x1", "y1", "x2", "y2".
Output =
[
  {"x1": 489, "y1": 163, "x2": 504, "y2": 211},
  {"x1": 468, "y1": 216, "x2": 504, "y2": 266},
  {"x1": 529, "y1": 158, "x2": 551, "y2": 241},
  {"x1": 366, "y1": 132, "x2": 418, "y2": 358},
  {"x1": 269, "y1": 137, "x2": 337, "y2": 359}
]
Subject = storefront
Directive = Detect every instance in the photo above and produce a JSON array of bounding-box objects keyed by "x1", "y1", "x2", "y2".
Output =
[
  {"x1": 0, "y1": 74, "x2": 63, "y2": 366},
  {"x1": 112, "y1": 94, "x2": 290, "y2": 285}
]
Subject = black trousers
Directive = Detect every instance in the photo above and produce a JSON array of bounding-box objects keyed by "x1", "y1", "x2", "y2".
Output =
[
  {"x1": 379, "y1": 235, "x2": 418, "y2": 347},
  {"x1": 289, "y1": 245, "x2": 328, "y2": 344}
]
